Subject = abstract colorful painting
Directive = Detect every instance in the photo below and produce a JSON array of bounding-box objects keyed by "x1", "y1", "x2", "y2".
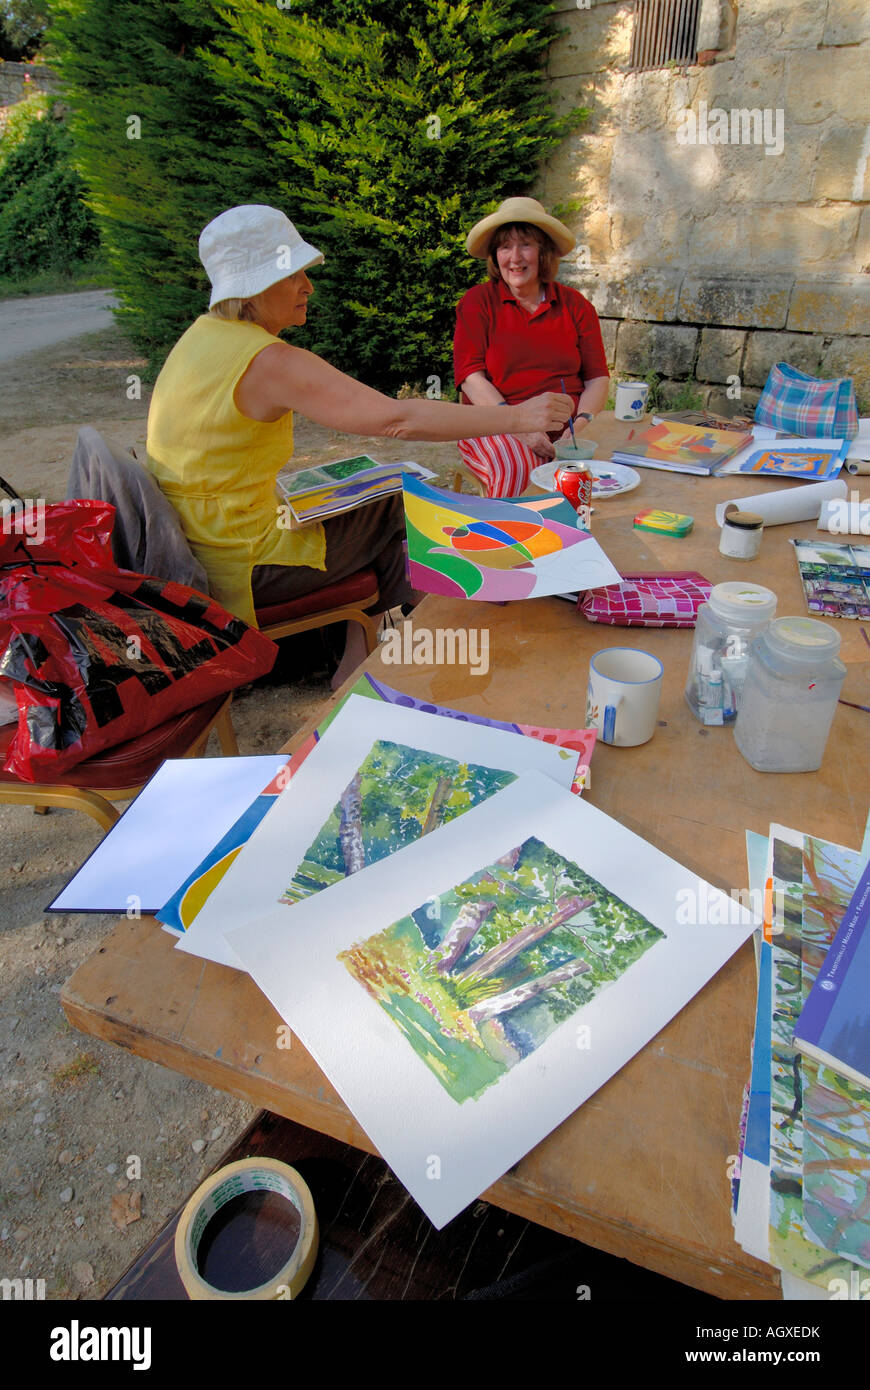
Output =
[
  {"x1": 338, "y1": 834, "x2": 664, "y2": 1104},
  {"x1": 403, "y1": 477, "x2": 620, "y2": 601},
  {"x1": 737, "y1": 446, "x2": 845, "y2": 481},
  {"x1": 281, "y1": 740, "x2": 516, "y2": 904}
]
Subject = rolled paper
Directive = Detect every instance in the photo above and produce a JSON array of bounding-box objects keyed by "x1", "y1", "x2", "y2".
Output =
[
  {"x1": 846, "y1": 458, "x2": 870, "y2": 476},
  {"x1": 715, "y1": 479, "x2": 848, "y2": 529},
  {"x1": 817, "y1": 495, "x2": 870, "y2": 534}
]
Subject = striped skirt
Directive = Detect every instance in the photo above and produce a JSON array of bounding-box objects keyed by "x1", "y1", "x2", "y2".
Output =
[{"x1": 457, "y1": 434, "x2": 543, "y2": 498}]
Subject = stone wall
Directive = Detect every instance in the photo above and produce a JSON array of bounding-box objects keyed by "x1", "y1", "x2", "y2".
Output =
[
  {"x1": 540, "y1": 0, "x2": 870, "y2": 408},
  {"x1": 0, "y1": 60, "x2": 59, "y2": 107}
]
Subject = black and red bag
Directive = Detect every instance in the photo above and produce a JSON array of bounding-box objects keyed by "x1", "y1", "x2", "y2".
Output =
[{"x1": 0, "y1": 500, "x2": 277, "y2": 780}]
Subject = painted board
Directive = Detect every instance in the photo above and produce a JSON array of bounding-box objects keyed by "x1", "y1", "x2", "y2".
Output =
[{"x1": 403, "y1": 477, "x2": 621, "y2": 601}]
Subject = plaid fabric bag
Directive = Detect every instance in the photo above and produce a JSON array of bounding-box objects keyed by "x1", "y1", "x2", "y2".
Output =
[
  {"x1": 579, "y1": 572, "x2": 711, "y2": 628},
  {"x1": 755, "y1": 363, "x2": 859, "y2": 439}
]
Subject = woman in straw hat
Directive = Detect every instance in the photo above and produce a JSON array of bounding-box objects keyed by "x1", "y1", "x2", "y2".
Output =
[
  {"x1": 453, "y1": 197, "x2": 610, "y2": 497},
  {"x1": 147, "y1": 205, "x2": 571, "y2": 685}
]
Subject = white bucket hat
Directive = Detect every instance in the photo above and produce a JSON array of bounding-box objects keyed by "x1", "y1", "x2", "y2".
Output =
[{"x1": 199, "y1": 205, "x2": 324, "y2": 308}]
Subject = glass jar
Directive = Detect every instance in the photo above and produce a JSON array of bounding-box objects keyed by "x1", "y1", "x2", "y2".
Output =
[
  {"x1": 685, "y1": 582, "x2": 778, "y2": 725},
  {"x1": 734, "y1": 617, "x2": 847, "y2": 772}
]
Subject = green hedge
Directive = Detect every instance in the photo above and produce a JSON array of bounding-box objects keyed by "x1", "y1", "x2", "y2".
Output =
[
  {"x1": 0, "y1": 96, "x2": 101, "y2": 277},
  {"x1": 50, "y1": 0, "x2": 583, "y2": 388}
]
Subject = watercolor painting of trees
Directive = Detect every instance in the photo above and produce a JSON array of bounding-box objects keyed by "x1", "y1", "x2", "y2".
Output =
[
  {"x1": 281, "y1": 739, "x2": 517, "y2": 904},
  {"x1": 338, "y1": 835, "x2": 665, "y2": 1104}
]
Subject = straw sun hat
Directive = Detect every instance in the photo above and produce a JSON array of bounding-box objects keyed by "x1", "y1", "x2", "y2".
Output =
[
  {"x1": 199, "y1": 205, "x2": 324, "y2": 308},
  {"x1": 465, "y1": 197, "x2": 575, "y2": 259}
]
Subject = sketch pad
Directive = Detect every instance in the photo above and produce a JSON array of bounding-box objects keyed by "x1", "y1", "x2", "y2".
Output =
[{"x1": 226, "y1": 770, "x2": 756, "y2": 1229}]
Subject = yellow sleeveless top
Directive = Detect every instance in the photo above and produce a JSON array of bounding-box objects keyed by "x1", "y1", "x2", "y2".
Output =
[{"x1": 146, "y1": 315, "x2": 326, "y2": 626}]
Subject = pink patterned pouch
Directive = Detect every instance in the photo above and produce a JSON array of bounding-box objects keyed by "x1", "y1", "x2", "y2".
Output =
[{"x1": 579, "y1": 572, "x2": 711, "y2": 628}]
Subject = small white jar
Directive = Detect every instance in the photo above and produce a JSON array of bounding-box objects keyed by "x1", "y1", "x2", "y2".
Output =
[{"x1": 719, "y1": 509, "x2": 763, "y2": 560}]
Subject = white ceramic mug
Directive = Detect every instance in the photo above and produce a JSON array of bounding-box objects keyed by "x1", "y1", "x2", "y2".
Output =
[
  {"x1": 614, "y1": 381, "x2": 650, "y2": 421},
  {"x1": 586, "y1": 648, "x2": 664, "y2": 747}
]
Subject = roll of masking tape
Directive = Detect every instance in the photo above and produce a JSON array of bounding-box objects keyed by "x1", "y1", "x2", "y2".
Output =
[{"x1": 174, "y1": 1158, "x2": 318, "y2": 1300}]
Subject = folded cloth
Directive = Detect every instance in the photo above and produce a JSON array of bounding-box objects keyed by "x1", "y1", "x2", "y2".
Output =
[
  {"x1": 755, "y1": 363, "x2": 859, "y2": 440},
  {"x1": 66, "y1": 426, "x2": 209, "y2": 591},
  {"x1": 580, "y1": 572, "x2": 711, "y2": 627}
]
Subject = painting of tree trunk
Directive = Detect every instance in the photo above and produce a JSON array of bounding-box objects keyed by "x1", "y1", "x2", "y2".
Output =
[
  {"x1": 339, "y1": 835, "x2": 665, "y2": 1104},
  {"x1": 281, "y1": 739, "x2": 516, "y2": 903}
]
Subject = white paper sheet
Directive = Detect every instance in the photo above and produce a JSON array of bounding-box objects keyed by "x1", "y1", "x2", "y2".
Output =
[
  {"x1": 715, "y1": 479, "x2": 848, "y2": 529},
  {"x1": 176, "y1": 695, "x2": 581, "y2": 970},
  {"x1": 225, "y1": 771, "x2": 756, "y2": 1229},
  {"x1": 48, "y1": 756, "x2": 289, "y2": 913}
]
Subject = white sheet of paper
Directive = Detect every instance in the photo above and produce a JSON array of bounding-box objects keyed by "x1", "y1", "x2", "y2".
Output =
[
  {"x1": 48, "y1": 756, "x2": 289, "y2": 913},
  {"x1": 225, "y1": 770, "x2": 756, "y2": 1229},
  {"x1": 176, "y1": 694, "x2": 581, "y2": 970}
]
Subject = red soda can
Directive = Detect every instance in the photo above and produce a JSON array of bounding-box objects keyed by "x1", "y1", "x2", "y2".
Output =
[{"x1": 554, "y1": 463, "x2": 593, "y2": 529}]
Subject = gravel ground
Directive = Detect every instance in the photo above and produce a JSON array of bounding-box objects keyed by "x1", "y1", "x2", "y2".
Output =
[{"x1": 0, "y1": 316, "x2": 466, "y2": 1299}]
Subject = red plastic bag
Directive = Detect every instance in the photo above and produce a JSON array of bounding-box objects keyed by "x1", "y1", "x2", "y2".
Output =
[{"x1": 0, "y1": 501, "x2": 277, "y2": 780}]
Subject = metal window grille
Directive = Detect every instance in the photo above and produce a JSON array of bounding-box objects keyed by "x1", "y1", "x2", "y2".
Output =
[{"x1": 628, "y1": 0, "x2": 701, "y2": 71}]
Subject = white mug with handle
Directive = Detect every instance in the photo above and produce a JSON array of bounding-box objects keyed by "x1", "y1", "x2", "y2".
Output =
[{"x1": 586, "y1": 648, "x2": 663, "y2": 747}]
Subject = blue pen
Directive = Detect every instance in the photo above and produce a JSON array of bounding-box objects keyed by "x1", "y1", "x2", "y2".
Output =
[{"x1": 561, "y1": 378, "x2": 576, "y2": 447}]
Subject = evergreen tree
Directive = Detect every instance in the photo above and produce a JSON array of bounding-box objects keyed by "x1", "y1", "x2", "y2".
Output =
[
  {"x1": 0, "y1": 97, "x2": 100, "y2": 276},
  {"x1": 50, "y1": 0, "x2": 582, "y2": 386}
]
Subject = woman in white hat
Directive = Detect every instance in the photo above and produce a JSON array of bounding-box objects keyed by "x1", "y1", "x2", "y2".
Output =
[
  {"x1": 453, "y1": 197, "x2": 610, "y2": 497},
  {"x1": 147, "y1": 205, "x2": 571, "y2": 684}
]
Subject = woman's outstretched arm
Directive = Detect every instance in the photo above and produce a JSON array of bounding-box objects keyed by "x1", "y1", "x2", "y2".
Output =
[{"x1": 235, "y1": 342, "x2": 572, "y2": 441}]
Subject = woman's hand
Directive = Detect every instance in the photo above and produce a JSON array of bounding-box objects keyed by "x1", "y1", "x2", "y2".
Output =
[
  {"x1": 512, "y1": 392, "x2": 573, "y2": 436},
  {"x1": 514, "y1": 431, "x2": 556, "y2": 460}
]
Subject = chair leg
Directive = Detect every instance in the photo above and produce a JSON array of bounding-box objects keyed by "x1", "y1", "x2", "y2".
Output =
[
  {"x1": 0, "y1": 785, "x2": 121, "y2": 832},
  {"x1": 215, "y1": 702, "x2": 240, "y2": 756}
]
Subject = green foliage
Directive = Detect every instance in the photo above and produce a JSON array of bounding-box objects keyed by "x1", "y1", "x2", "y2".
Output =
[
  {"x1": 49, "y1": 0, "x2": 581, "y2": 385},
  {"x1": 0, "y1": 0, "x2": 48, "y2": 57},
  {"x1": 0, "y1": 95, "x2": 101, "y2": 277}
]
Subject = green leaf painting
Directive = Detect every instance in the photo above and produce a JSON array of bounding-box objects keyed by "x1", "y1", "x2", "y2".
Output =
[
  {"x1": 281, "y1": 739, "x2": 516, "y2": 904},
  {"x1": 339, "y1": 836, "x2": 665, "y2": 1104}
]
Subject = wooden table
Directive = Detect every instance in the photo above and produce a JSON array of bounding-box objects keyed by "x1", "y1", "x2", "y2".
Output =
[{"x1": 62, "y1": 415, "x2": 870, "y2": 1300}]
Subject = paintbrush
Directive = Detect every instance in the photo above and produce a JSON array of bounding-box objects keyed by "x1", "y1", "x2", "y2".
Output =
[{"x1": 561, "y1": 379, "x2": 576, "y2": 449}]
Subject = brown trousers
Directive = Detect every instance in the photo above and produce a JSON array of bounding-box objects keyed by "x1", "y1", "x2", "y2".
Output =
[{"x1": 251, "y1": 494, "x2": 414, "y2": 614}]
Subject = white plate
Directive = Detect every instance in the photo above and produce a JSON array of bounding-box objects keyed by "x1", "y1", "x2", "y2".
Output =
[{"x1": 530, "y1": 461, "x2": 641, "y2": 498}]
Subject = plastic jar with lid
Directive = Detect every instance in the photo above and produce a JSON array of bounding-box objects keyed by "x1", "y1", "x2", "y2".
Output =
[
  {"x1": 733, "y1": 617, "x2": 847, "y2": 772},
  {"x1": 685, "y1": 582, "x2": 777, "y2": 725}
]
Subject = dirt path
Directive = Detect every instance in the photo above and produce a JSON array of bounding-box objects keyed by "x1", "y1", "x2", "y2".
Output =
[
  {"x1": 0, "y1": 318, "x2": 466, "y2": 1300},
  {"x1": 0, "y1": 291, "x2": 117, "y2": 365}
]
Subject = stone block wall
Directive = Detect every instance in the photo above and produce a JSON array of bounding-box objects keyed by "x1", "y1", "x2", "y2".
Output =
[
  {"x1": 0, "y1": 60, "x2": 59, "y2": 107},
  {"x1": 540, "y1": 0, "x2": 870, "y2": 408}
]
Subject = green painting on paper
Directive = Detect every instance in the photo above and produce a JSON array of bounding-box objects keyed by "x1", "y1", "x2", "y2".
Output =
[
  {"x1": 338, "y1": 835, "x2": 665, "y2": 1104},
  {"x1": 281, "y1": 739, "x2": 516, "y2": 904}
]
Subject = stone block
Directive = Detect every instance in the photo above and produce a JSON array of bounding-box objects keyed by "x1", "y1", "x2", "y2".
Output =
[
  {"x1": 754, "y1": 205, "x2": 861, "y2": 271},
  {"x1": 814, "y1": 126, "x2": 870, "y2": 202},
  {"x1": 615, "y1": 322, "x2": 698, "y2": 378},
  {"x1": 544, "y1": 132, "x2": 612, "y2": 209},
  {"x1": 623, "y1": 270, "x2": 684, "y2": 321},
  {"x1": 548, "y1": 74, "x2": 601, "y2": 122},
  {"x1": 548, "y1": 3, "x2": 632, "y2": 79},
  {"x1": 821, "y1": 337, "x2": 870, "y2": 412},
  {"x1": 679, "y1": 276, "x2": 792, "y2": 329},
  {"x1": 560, "y1": 266, "x2": 628, "y2": 318},
  {"x1": 857, "y1": 208, "x2": 870, "y2": 276},
  {"x1": 688, "y1": 216, "x2": 747, "y2": 267},
  {"x1": 610, "y1": 208, "x2": 691, "y2": 268},
  {"x1": 788, "y1": 279, "x2": 870, "y2": 335},
  {"x1": 705, "y1": 385, "x2": 762, "y2": 415},
  {"x1": 784, "y1": 50, "x2": 870, "y2": 124},
  {"x1": 598, "y1": 317, "x2": 618, "y2": 367},
  {"x1": 743, "y1": 331, "x2": 824, "y2": 388},
  {"x1": 697, "y1": 328, "x2": 746, "y2": 382},
  {"x1": 823, "y1": 0, "x2": 870, "y2": 46},
  {"x1": 734, "y1": 0, "x2": 825, "y2": 52}
]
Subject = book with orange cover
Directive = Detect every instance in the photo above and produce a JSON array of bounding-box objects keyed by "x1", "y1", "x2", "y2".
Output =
[{"x1": 612, "y1": 420, "x2": 754, "y2": 475}]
